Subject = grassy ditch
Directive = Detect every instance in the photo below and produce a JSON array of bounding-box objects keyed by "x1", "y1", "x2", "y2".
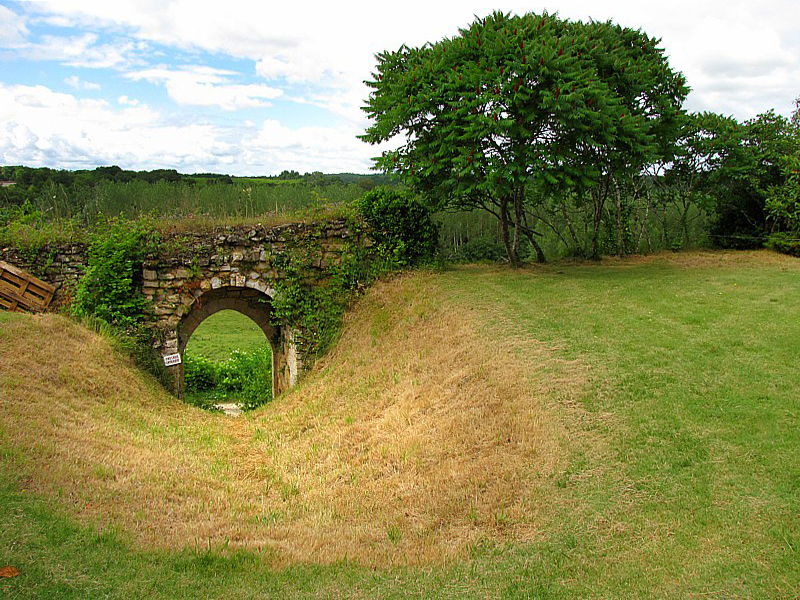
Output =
[{"x1": 0, "y1": 251, "x2": 798, "y2": 597}]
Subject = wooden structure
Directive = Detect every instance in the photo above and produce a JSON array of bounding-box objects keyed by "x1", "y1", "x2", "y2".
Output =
[{"x1": 0, "y1": 261, "x2": 55, "y2": 313}]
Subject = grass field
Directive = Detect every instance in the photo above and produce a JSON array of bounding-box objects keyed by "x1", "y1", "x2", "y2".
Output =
[
  {"x1": 0, "y1": 250, "x2": 798, "y2": 597},
  {"x1": 184, "y1": 310, "x2": 268, "y2": 362}
]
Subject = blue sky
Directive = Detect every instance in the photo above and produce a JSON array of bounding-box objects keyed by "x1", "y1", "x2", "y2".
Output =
[{"x1": 1, "y1": 0, "x2": 798, "y2": 175}]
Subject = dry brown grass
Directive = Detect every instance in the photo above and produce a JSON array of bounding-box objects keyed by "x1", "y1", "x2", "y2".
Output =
[
  {"x1": 583, "y1": 248, "x2": 797, "y2": 269},
  {"x1": 0, "y1": 272, "x2": 587, "y2": 566}
]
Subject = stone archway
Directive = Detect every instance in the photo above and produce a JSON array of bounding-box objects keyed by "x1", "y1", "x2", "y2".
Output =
[{"x1": 173, "y1": 286, "x2": 300, "y2": 399}]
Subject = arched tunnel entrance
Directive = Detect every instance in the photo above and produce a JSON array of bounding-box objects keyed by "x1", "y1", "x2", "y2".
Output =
[{"x1": 173, "y1": 286, "x2": 299, "y2": 399}]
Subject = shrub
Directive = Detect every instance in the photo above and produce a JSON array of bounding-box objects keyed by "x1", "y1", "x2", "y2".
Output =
[
  {"x1": 455, "y1": 236, "x2": 509, "y2": 262},
  {"x1": 184, "y1": 354, "x2": 218, "y2": 392},
  {"x1": 271, "y1": 239, "x2": 379, "y2": 359},
  {"x1": 766, "y1": 232, "x2": 800, "y2": 257},
  {"x1": 71, "y1": 218, "x2": 158, "y2": 330},
  {"x1": 356, "y1": 187, "x2": 439, "y2": 266},
  {"x1": 217, "y1": 347, "x2": 273, "y2": 411},
  {"x1": 184, "y1": 347, "x2": 273, "y2": 411}
]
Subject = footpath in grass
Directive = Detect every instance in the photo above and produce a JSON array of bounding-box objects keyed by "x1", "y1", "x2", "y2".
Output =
[{"x1": 0, "y1": 250, "x2": 798, "y2": 598}]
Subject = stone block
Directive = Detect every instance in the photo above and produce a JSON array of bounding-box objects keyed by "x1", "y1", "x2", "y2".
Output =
[{"x1": 246, "y1": 279, "x2": 276, "y2": 296}]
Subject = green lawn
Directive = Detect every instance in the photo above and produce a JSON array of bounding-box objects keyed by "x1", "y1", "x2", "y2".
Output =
[
  {"x1": 1, "y1": 251, "x2": 798, "y2": 598},
  {"x1": 184, "y1": 310, "x2": 268, "y2": 362},
  {"x1": 440, "y1": 254, "x2": 800, "y2": 596}
]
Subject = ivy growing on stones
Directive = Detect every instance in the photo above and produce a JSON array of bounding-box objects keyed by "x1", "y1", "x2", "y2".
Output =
[{"x1": 71, "y1": 217, "x2": 159, "y2": 331}]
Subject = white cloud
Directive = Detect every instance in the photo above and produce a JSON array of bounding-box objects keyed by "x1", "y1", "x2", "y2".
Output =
[
  {"x1": 19, "y1": 33, "x2": 138, "y2": 69},
  {"x1": 0, "y1": 4, "x2": 28, "y2": 46},
  {"x1": 26, "y1": 1, "x2": 800, "y2": 119},
  {"x1": 117, "y1": 95, "x2": 140, "y2": 106},
  {"x1": 0, "y1": 83, "x2": 223, "y2": 170},
  {"x1": 4, "y1": 0, "x2": 799, "y2": 174},
  {"x1": 64, "y1": 75, "x2": 102, "y2": 91},
  {"x1": 125, "y1": 66, "x2": 283, "y2": 110},
  {"x1": 237, "y1": 119, "x2": 393, "y2": 175},
  {"x1": 0, "y1": 83, "x2": 382, "y2": 174}
]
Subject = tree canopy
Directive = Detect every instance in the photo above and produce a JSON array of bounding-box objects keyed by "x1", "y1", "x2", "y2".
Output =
[{"x1": 361, "y1": 10, "x2": 688, "y2": 264}]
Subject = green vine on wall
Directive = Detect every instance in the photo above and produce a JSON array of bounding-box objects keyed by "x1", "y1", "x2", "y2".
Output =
[
  {"x1": 269, "y1": 231, "x2": 372, "y2": 358},
  {"x1": 270, "y1": 189, "x2": 439, "y2": 358},
  {"x1": 71, "y1": 217, "x2": 158, "y2": 331}
]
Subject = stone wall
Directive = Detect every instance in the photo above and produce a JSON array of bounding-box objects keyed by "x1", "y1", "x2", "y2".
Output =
[
  {"x1": 142, "y1": 218, "x2": 360, "y2": 396},
  {"x1": 0, "y1": 243, "x2": 87, "y2": 308},
  {"x1": 2, "y1": 218, "x2": 362, "y2": 398}
]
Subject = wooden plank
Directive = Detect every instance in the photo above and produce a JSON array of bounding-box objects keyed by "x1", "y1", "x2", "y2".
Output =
[
  {"x1": 0, "y1": 261, "x2": 55, "y2": 295},
  {"x1": 1, "y1": 271, "x2": 25, "y2": 287},
  {"x1": 0, "y1": 283, "x2": 42, "y2": 312},
  {"x1": 0, "y1": 261, "x2": 56, "y2": 313},
  {"x1": 1, "y1": 277, "x2": 53, "y2": 302}
]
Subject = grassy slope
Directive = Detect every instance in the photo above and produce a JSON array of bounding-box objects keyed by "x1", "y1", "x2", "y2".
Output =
[{"x1": 1, "y1": 251, "x2": 798, "y2": 598}]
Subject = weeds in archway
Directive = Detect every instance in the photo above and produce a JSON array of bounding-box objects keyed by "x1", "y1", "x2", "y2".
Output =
[{"x1": 184, "y1": 347, "x2": 272, "y2": 411}]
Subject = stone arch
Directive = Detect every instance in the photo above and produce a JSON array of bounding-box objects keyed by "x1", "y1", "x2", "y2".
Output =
[{"x1": 173, "y1": 286, "x2": 299, "y2": 399}]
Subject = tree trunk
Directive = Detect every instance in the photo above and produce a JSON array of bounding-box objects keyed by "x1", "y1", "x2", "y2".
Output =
[
  {"x1": 530, "y1": 235, "x2": 546, "y2": 263},
  {"x1": 499, "y1": 196, "x2": 520, "y2": 267},
  {"x1": 636, "y1": 184, "x2": 653, "y2": 253},
  {"x1": 612, "y1": 176, "x2": 628, "y2": 257},
  {"x1": 513, "y1": 189, "x2": 547, "y2": 263},
  {"x1": 561, "y1": 201, "x2": 585, "y2": 257},
  {"x1": 591, "y1": 181, "x2": 608, "y2": 261},
  {"x1": 519, "y1": 209, "x2": 547, "y2": 264}
]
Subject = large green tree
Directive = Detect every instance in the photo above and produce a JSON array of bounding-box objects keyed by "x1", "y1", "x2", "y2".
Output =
[
  {"x1": 764, "y1": 98, "x2": 800, "y2": 238},
  {"x1": 361, "y1": 10, "x2": 688, "y2": 264},
  {"x1": 691, "y1": 109, "x2": 797, "y2": 248}
]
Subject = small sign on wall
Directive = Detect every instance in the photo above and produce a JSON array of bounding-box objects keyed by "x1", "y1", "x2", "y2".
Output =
[{"x1": 163, "y1": 353, "x2": 182, "y2": 367}]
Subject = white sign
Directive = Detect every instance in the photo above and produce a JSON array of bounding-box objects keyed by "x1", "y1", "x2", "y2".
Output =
[{"x1": 163, "y1": 353, "x2": 182, "y2": 367}]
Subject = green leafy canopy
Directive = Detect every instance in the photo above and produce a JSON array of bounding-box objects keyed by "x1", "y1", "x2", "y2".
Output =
[
  {"x1": 361, "y1": 10, "x2": 688, "y2": 264},
  {"x1": 363, "y1": 10, "x2": 686, "y2": 195}
]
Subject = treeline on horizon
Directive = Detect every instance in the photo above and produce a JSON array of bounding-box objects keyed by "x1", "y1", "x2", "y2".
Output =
[
  {"x1": 1, "y1": 100, "x2": 798, "y2": 264},
  {"x1": 0, "y1": 165, "x2": 389, "y2": 190}
]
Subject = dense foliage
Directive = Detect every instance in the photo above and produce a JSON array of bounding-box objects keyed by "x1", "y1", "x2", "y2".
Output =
[
  {"x1": 71, "y1": 218, "x2": 158, "y2": 330},
  {"x1": 692, "y1": 110, "x2": 798, "y2": 248},
  {"x1": 0, "y1": 166, "x2": 385, "y2": 245},
  {"x1": 362, "y1": 10, "x2": 688, "y2": 264},
  {"x1": 271, "y1": 241, "x2": 380, "y2": 358},
  {"x1": 184, "y1": 347, "x2": 273, "y2": 411},
  {"x1": 356, "y1": 187, "x2": 439, "y2": 265},
  {"x1": 0, "y1": 165, "x2": 386, "y2": 194}
]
